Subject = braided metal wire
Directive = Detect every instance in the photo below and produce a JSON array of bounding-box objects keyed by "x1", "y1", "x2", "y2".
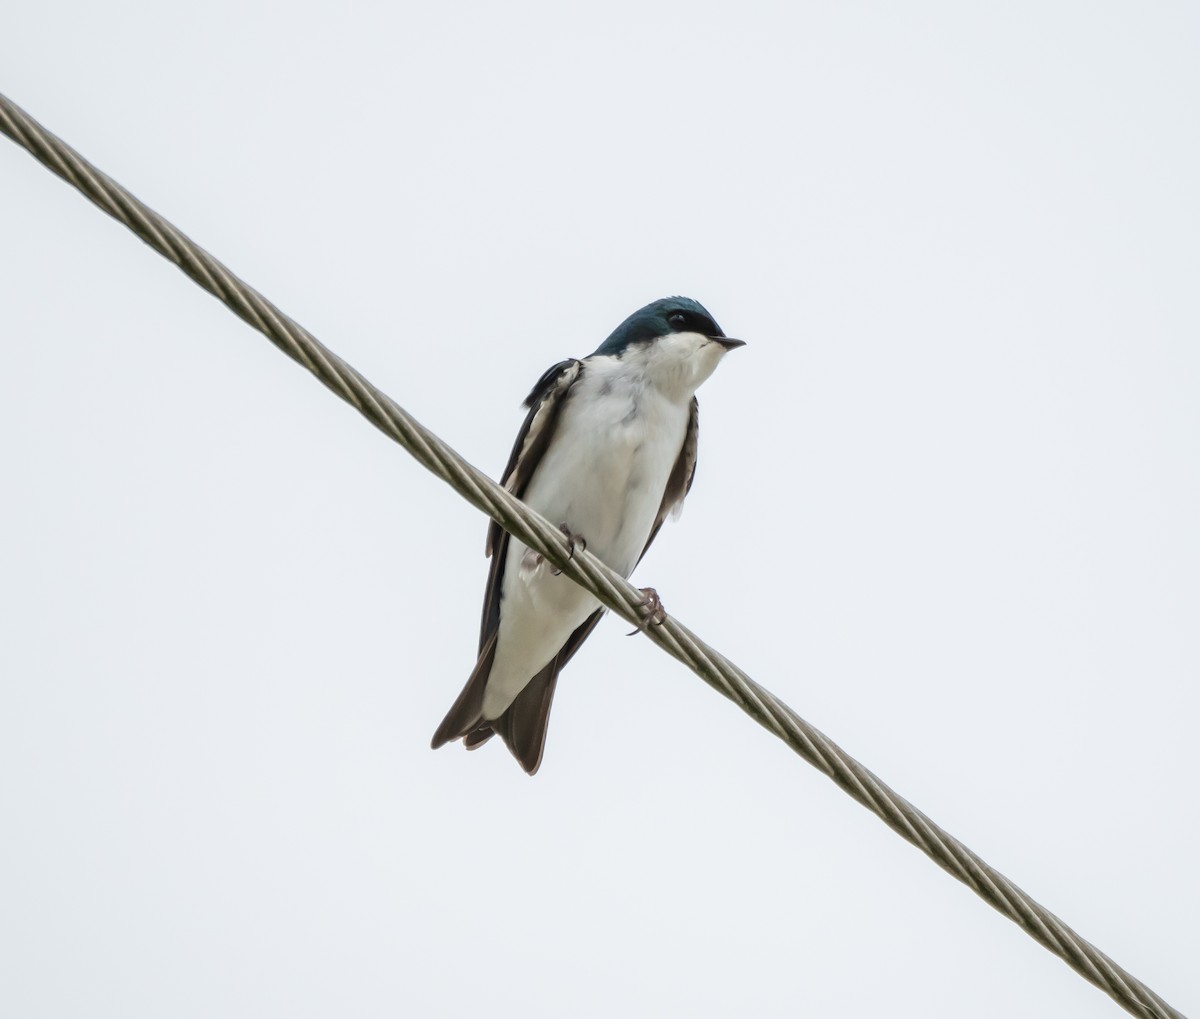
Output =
[{"x1": 0, "y1": 91, "x2": 1185, "y2": 1019}]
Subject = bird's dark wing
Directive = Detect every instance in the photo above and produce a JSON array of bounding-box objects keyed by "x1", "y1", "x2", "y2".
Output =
[
  {"x1": 638, "y1": 396, "x2": 700, "y2": 565},
  {"x1": 432, "y1": 358, "x2": 583, "y2": 759},
  {"x1": 480, "y1": 358, "x2": 582, "y2": 650}
]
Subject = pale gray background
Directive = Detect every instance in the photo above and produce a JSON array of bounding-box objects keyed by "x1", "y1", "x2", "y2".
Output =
[{"x1": 2, "y1": 3, "x2": 1196, "y2": 1017}]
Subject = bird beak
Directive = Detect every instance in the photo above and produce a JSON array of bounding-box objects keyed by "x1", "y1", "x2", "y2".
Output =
[{"x1": 711, "y1": 336, "x2": 747, "y2": 351}]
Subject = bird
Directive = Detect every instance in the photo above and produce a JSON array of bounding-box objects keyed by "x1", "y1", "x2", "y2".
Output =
[{"x1": 431, "y1": 296, "x2": 744, "y2": 774}]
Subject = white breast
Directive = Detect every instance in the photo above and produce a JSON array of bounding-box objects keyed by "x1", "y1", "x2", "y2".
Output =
[{"x1": 524, "y1": 361, "x2": 688, "y2": 574}]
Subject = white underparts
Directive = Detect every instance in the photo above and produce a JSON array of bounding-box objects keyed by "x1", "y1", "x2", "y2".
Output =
[{"x1": 480, "y1": 333, "x2": 731, "y2": 719}]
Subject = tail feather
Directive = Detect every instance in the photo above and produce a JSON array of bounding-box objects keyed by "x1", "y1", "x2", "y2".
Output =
[
  {"x1": 494, "y1": 660, "x2": 560, "y2": 776},
  {"x1": 462, "y1": 727, "x2": 495, "y2": 750},
  {"x1": 431, "y1": 634, "x2": 561, "y2": 775},
  {"x1": 430, "y1": 632, "x2": 498, "y2": 749}
]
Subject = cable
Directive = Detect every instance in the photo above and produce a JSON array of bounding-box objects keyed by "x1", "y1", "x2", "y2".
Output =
[{"x1": 0, "y1": 91, "x2": 1185, "y2": 1019}]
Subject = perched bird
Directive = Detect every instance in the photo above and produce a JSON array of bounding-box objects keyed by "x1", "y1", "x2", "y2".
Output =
[{"x1": 431, "y1": 297, "x2": 744, "y2": 774}]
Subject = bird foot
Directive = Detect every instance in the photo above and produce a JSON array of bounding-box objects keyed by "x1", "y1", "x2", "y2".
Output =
[
  {"x1": 551, "y1": 524, "x2": 588, "y2": 575},
  {"x1": 626, "y1": 587, "x2": 667, "y2": 635}
]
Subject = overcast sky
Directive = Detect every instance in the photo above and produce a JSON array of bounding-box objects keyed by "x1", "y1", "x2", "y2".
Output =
[{"x1": 2, "y1": 3, "x2": 1197, "y2": 1017}]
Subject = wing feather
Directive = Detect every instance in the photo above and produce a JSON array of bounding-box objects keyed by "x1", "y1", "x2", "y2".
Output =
[
  {"x1": 480, "y1": 359, "x2": 582, "y2": 650},
  {"x1": 638, "y1": 396, "x2": 699, "y2": 565}
]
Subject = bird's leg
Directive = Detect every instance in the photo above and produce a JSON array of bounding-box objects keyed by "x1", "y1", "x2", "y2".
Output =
[
  {"x1": 551, "y1": 524, "x2": 588, "y2": 575},
  {"x1": 626, "y1": 587, "x2": 667, "y2": 635}
]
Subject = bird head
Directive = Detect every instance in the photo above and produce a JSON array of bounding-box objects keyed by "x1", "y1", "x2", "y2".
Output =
[{"x1": 591, "y1": 297, "x2": 745, "y2": 400}]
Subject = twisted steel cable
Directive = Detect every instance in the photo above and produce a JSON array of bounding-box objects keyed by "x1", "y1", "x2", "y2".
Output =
[{"x1": 0, "y1": 91, "x2": 1185, "y2": 1019}]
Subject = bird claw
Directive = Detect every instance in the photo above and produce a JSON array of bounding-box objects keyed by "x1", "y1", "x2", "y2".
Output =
[
  {"x1": 626, "y1": 587, "x2": 667, "y2": 635},
  {"x1": 551, "y1": 525, "x2": 588, "y2": 575}
]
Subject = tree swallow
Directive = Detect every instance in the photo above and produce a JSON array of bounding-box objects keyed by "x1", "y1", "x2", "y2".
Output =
[{"x1": 431, "y1": 296, "x2": 744, "y2": 774}]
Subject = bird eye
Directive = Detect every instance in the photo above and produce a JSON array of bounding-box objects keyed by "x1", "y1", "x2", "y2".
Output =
[{"x1": 667, "y1": 312, "x2": 690, "y2": 330}]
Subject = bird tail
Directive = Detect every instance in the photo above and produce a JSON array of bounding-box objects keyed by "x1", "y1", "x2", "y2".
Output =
[
  {"x1": 430, "y1": 635, "x2": 561, "y2": 776},
  {"x1": 431, "y1": 632, "x2": 498, "y2": 751},
  {"x1": 492, "y1": 662, "x2": 559, "y2": 776}
]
